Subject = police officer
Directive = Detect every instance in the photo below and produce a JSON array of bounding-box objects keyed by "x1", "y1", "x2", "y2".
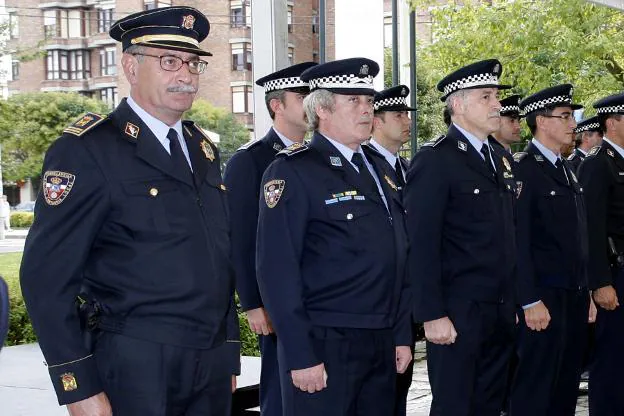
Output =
[
  {"x1": 578, "y1": 92, "x2": 624, "y2": 415},
  {"x1": 492, "y1": 94, "x2": 522, "y2": 153},
  {"x1": 19, "y1": 7, "x2": 239, "y2": 415},
  {"x1": 223, "y1": 61, "x2": 316, "y2": 416},
  {"x1": 568, "y1": 116, "x2": 603, "y2": 173},
  {"x1": 509, "y1": 85, "x2": 589, "y2": 416},
  {"x1": 367, "y1": 85, "x2": 415, "y2": 191},
  {"x1": 405, "y1": 59, "x2": 517, "y2": 416},
  {"x1": 256, "y1": 58, "x2": 412, "y2": 415}
]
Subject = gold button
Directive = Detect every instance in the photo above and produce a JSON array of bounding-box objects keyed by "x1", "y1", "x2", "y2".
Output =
[
  {"x1": 474, "y1": 189, "x2": 480, "y2": 194},
  {"x1": 149, "y1": 187, "x2": 159, "y2": 197},
  {"x1": 346, "y1": 213, "x2": 354, "y2": 220}
]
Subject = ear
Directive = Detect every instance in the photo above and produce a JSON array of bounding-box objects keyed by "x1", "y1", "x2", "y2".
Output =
[
  {"x1": 316, "y1": 104, "x2": 330, "y2": 121},
  {"x1": 372, "y1": 115, "x2": 383, "y2": 130},
  {"x1": 269, "y1": 97, "x2": 283, "y2": 116},
  {"x1": 121, "y1": 53, "x2": 139, "y2": 85}
]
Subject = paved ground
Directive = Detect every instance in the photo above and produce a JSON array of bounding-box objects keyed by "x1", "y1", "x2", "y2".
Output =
[
  {"x1": 0, "y1": 342, "x2": 590, "y2": 415},
  {"x1": 0, "y1": 229, "x2": 28, "y2": 253}
]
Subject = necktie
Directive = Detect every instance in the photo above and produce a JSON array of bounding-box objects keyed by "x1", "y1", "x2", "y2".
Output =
[
  {"x1": 555, "y1": 158, "x2": 571, "y2": 185},
  {"x1": 351, "y1": 152, "x2": 379, "y2": 195},
  {"x1": 167, "y1": 128, "x2": 193, "y2": 183},
  {"x1": 480, "y1": 144, "x2": 497, "y2": 179},
  {"x1": 394, "y1": 158, "x2": 405, "y2": 188}
]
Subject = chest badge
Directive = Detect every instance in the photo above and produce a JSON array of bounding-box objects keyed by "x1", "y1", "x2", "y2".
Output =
[
  {"x1": 200, "y1": 140, "x2": 215, "y2": 161},
  {"x1": 264, "y1": 179, "x2": 285, "y2": 208}
]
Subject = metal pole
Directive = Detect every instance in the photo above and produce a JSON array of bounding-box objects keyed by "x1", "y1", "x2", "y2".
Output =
[
  {"x1": 391, "y1": 0, "x2": 399, "y2": 85},
  {"x1": 409, "y1": 9, "x2": 418, "y2": 156},
  {"x1": 319, "y1": 0, "x2": 326, "y2": 63}
]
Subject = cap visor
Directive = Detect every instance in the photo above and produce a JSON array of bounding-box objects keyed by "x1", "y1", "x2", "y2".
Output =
[{"x1": 135, "y1": 42, "x2": 212, "y2": 57}]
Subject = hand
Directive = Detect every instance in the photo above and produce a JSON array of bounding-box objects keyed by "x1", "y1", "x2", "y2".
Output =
[
  {"x1": 588, "y1": 294, "x2": 597, "y2": 323},
  {"x1": 423, "y1": 317, "x2": 457, "y2": 345},
  {"x1": 245, "y1": 307, "x2": 274, "y2": 335},
  {"x1": 67, "y1": 392, "x2": 112, "y2": 416},
  {"x1": 231, "y1": 375, "x2": 237, "y2": 393},
  {"x1": 291, "y1": 363, "x2": 327, "y2": 393},
  {"x1": 395, "y1": 346, "x2": 412, "y2": 374},
  {"x1": 593, "y1": 285, "x2": 620, "y2": 311},
  {"x1": 524, "y1": 301, "x2": 551, "y2": 331}
]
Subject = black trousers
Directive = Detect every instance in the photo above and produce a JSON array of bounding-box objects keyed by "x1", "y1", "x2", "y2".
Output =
[
  {"x1": 95, "y1": 332, "x2": 232, "y2": 416},
  {"x1": 259, "y1": 333, "x2": 282, "y2": 416},
  {"x1": 279, "y1": 327, "x2": 396, "y2": 416},
  {"x1": 590, "y1": 269, "x2": 624, "y2": 416},
  {"x1": 427, "y1": 300, "x2": 515, "y2": 416},
  {"x1": 510, "y1": 287, "x2": 589, "y2": 416}
]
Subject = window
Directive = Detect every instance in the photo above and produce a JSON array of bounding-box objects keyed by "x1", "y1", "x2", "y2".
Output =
[
  {"x1": 288, "y1": 47, "x2": 294, "y2": 66},
  {"x1": 46, "y1": 50, "x2": 91, "y2": 80},
  {"x1": 9, "y1": 12, "x2": 18, "y2": 39},
  {"x1": 144, "y1": 0, "x2": 171, "y2": 10},
  {"x1": 11, "y1": 61, "x2": 19, "y2": 80},
  {"x1": 98, "y1": 8, "x2": 114, "y2": 33},
  {"x1": 383, "y1": 16, "x2": 393, "y2": 48},
  {"x1": 100, "y1": 48, "x2": 116, "y2": 76},
  {"x1": 287, "y1": 6, "x2": 293, "y2": 33},
  {"x1": 230, "y1": 1, "x2": 251, "y2": 27},
  {"x1": 231, "y1": 42, "x2": 252, "y2": 71},
  {"x1": 44, "y1": 10, "x2": 58, "y2": 38},
  {"x1": 232, "y1": 85, "x2": 253, "y2": 114},
  {"x1": 100, "y1": 87, "x2": 118, "y2": 108},
  {"x1": 312, "y1": 10, "x2": 318, "y2": 34}
]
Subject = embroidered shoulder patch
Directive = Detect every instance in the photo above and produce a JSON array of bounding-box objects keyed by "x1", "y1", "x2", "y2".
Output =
[
  {"x1": 43, "y1": 171, "x2": 76, "y2": 206},
  {"x1": 513, "y1": 152, "x2": 528, "y2": 163},
  {"x1": 277, "y1": 142, "x2": 309, "y2": 157},
  {"x1": 422, "y1": 135, "x2": 446, "y2": 148},
  {"x1": 264, "y1": 179, "x2": 285, "y2": 208},
  {"x1": 63, "y1": 113, "x2": 106, "y2": 137}
]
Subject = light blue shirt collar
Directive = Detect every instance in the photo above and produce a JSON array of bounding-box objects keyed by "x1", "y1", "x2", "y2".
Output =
[
  {"x1": 273, "y1": 127, "x2": 296, "y2": 148},
  {"x1": 603, "y1": 137, "x2": 624, "y2": 159},
  {"x1": 577, "y1": 148, "x2": 588, "y2": 157},
  {"x1": 369, "y1": 138, "x2": 398, "y2": 168},
  {"x1": 127, "y1": 96, "x2": 184, "y2": 155},
  {"x1": 531, "y1": 138, "x2": 560, "y2": 166}
]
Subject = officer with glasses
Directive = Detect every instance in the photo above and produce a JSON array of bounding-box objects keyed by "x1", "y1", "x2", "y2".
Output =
[{"x1": 20, "y1": 7, "x2": 239, "y2": 415}]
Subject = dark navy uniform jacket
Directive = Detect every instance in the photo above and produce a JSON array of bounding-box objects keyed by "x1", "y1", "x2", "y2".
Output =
[
  {"x1": 256, "y1": 132, "x2": 411, "y2": 371},
  {"x1": 20, "y1": 98, "x2": 239, "y2": 405},
  {"x1": 223, "y1": 128, "x2": 285, "y2": 311},
  {"x1": 514, "y1": 142, "x2": 588, "y2": 305},
  {"x1": 579, "y1": 141, "x2": 624, "y2": 289},
  {"x1": 567, "y1": 148, "x2": 586, "y2": 174},
  {"x1": 405, "y1": 125, "x2": 517, "y2": 323}
]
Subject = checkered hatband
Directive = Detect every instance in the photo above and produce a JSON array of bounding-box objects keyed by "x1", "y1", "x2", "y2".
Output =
[
  {"x1": 521, "y1": 95, "x2": 571, "y2": 116},
  {"x1": 308, "y1": 74, "x2": 374, "y2": 91},
  {"x1": 374, "y1": 96, "x2": 407, "y2": 111},
  {"x1": 443, "y1": 73, "x2": 500, "y2": 97},
  {"x1": 263, "y1": 77, "x2": 309, "y2": 92}
]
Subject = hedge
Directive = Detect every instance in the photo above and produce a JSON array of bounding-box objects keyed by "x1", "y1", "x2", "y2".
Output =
[{"x1": 10, "y1": 212, "x2": 34, "y2": 228}]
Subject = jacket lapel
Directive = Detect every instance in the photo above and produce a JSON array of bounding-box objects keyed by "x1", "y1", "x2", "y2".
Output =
[
  {"x1": 448, "y1": 125, "x2": 496, "y2": 183},
  {"x1": 526, "y1": 142, "x2": 569, "y2": 187},
  {"x1": 263, "y1": 128, "x2": 286, "y2": 154}
]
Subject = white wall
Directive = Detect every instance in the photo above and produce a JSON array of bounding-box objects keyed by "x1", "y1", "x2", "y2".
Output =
[{"x1": 334, "y1": 0, "x2": 385, "y2": 92}]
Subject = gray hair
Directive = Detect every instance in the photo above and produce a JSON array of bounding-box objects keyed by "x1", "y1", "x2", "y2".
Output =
[
  {"x1": 124, "y1": 45, "x2": 146, "y2": 62},
  {"x1": 445, "y1": 89, "x2": 466, "y2": 117},
  {"x1": 303, "y1": 89, "x2": 336, "y2": 131}
]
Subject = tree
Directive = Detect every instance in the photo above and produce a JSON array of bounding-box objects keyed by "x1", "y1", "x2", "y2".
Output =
[
  {"x1": 183, "y1": 99, "x2": 250, "y2": 164},
  {"x1": 0, "y1": 92, "x2": 109, "y2": 181},
  {"x1": 411, "y1": 0, "x2": 624, "y2": 114}
]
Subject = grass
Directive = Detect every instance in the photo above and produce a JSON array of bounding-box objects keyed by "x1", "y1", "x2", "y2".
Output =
[{"x1": 0, "y1": 252, "x2": 22, "y2": 297}]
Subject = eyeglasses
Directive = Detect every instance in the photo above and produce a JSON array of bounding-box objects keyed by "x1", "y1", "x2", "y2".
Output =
[
  {"x1": 541, "y1": 113, "x2": 573, "y2": 122},
  {"x1": 132, "y1": 53, "x2": 208, "y2": 75}
]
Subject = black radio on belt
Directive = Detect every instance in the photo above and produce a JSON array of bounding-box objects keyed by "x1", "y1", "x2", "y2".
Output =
[
  {"x1": 75, "y1": 293, "x2": 101, "y2": 332},
  {"x1": 608, "y1": 237, "x2": 624, "y2": 268}
]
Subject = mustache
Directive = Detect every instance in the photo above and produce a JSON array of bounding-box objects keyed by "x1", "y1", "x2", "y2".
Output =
[{"x1": 167, "y1": 85, "x2": 198, "y2": 93}]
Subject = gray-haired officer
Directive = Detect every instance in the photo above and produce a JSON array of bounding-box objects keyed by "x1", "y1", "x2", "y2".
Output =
[
  {"x1": 20, "y1": 7, "x2": 239, "y2": 415},
  {"x1": 510, "y1": 84, "x2": 589, "y2": 416},
  {"x1": 492, "y1": 94, "x2": 523, "y2": 153},
  {"x1": 405, "y1": 59, "x2": 517, "y2": 416},
  {"x1": 223, "y1": 61, "x2": 316, "y2": 416},
  {"x1": 569, "y1": 116, "x2": 603, "y2": 173},
  {"x1": 256, "y1": 58, "x2": 412, "y2": 415},
  {"x1": 578, "y1": 92, "x2": 624, "y2": 415},
  {"x1": 367, "y1": 85, "x2": 415, "y2": 191}
]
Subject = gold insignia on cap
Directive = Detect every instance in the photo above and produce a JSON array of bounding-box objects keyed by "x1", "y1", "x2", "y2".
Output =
[
  {"x1": 125, "y1": 122, "x2": 140, "y2": 139},
  {"x1": 502, "y1": 157, "x2": 511, "y2": 172},
  {"x1": 359, "y1": 65, "x2": 369, "y2": 76},
  {"x1": 182, "y1": 15, "x2": 196, "y2": 30},
  {"x1": 61, "y1": 373, "x2": 78, "y2": 392},
  {"x1": 201, "y1": 140, "x2": 215, "y2": 161},
  {"x1": 384, "y1": 175, "x2": 398, "y2": 191},
  {"x1": 149, "y1": 187, "x2": 159, "y2": 197},
  {"x1": 264, "y1": 179, "x2": 285, "y2": 208},
  {"x1": 494, "y1": 63, "x2": 500, "y2": 73}
]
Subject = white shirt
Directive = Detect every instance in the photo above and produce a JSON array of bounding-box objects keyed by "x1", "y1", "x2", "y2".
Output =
[
  {"x1": 454, "y1": 123, "x2": 496, "y2": 170},
  {"x1": 127, "y1": 96, "x2": 192, "y2": 170},
  {"x1": 273, "y1": 128, "x2": 296, "y2": 148},
  {"x1": 603, "y1": 137, "x2": 624, "y2": 159},
  {"x1": 369, "y1": 138, "x2": 405, "y2": 181},
  {"x1": 324, "y1": 135, "x2": 389, "y2": 210}
]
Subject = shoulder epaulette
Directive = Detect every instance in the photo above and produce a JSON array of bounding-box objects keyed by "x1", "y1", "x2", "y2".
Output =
[
  {"x1": 63, "y1": 112, "x2": 106, "y2": 137},
  {"x1": 277, "y1": 142, "x2": 309, "y2": 157},
  {"x1": 238, "y1": 139, "x2": 262, "y2": 151},
  {"x1": 422, "y1": 135, "x2": 446, "y2": 148},
  {"x1": 513, "y1": 152, "x2": 528, "y2": 163},
  {"x1": 588, "y1": 145, "x2": 601, "y2": 157}
]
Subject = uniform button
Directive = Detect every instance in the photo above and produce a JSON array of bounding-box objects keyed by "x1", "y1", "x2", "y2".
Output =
[
  {"x1": 550, "y1": 191, "x2": 556, "y2": 196},
  {"x1": 474, "y1": 189, "x2": 480, "y2": 194},
  {"x1": 346, "y1": 213, "x2": 354, "y2": 220},
  {"x1": 580, "y1": 187, "x2": 583, "y2": 192},
  {"x1": 507, "y1": 184, "x2": 511, "y2": 190},
  {"x1": 149, "y1": 187, "x2": 158, "y2": 197}
]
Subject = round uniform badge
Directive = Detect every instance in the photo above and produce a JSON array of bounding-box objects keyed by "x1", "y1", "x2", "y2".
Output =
[{"x1": 43, "y1": 171, "x2": 76, "y2": 206}]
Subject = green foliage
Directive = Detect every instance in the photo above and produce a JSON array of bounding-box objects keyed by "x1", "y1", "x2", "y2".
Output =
[
  {"x1": 384, "y1": 47, "x2": 393, "y2": 88},
  {"x1": 183, "y1": 99, "x2": 250, "y2": 164},
  {"x1": 414, "y1": 64, "x2": 447, "y2": 143},
  {"x1": 238, "y1": 310, "x2": 260, "y2": 356},
  {"x1": 0, "y1": 92, "x2": 109, "y2": 181},
  {"x1": 10, "y1": 212, "x2": 34, "y2": 228},
  {"x1": 414, "y1": 0, "x2": 624, "y2": 109}
]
